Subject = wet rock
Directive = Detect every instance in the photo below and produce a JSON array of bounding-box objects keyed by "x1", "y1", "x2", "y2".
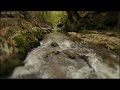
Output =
[
  {"x1": 53, "y1": 51, "x2": 60, "y2": 55},
  {"x1": 81, "y1": 36, "x2": 86, "y2": 38},
  {"x1": 100, "y1": 41, "x2": 114, "y2": 50},
  {"x1": 57, "y1": 23, "x2": 64, "y2": 27},
  {"x1": 51, "y1": 42, "x2": 59, "y2": 47},
  {"x1": 45, "y1": 51, "x2": 60, "y2": 58},
  {"x1": 107, "y1": 33, "x2": 116, "y2": 37},
  {"x1": 79, "y1": 55, "x2": 92, "y2": 68},
  {"x1": 79, "y1": 55, "x2": 88, "y2": 60},
  {"x1": 88, "y1": 72, "x2": 98, "y2": 79},
  {"x1": 68, "y1": 32, "x2": 77, "y2": 37},
  {"x1": 63, "y1": 50, "x2": 76, "y2": 59}
]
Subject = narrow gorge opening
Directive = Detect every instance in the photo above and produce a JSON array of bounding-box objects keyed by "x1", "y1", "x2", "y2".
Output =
[{"x1": 0, "y1": 11, "x2": 120, "y2": 79}]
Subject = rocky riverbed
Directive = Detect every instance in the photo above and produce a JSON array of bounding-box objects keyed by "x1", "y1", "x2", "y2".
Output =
[{"x1": 10, "y1": 30, "x2": 120, "y2": 79}]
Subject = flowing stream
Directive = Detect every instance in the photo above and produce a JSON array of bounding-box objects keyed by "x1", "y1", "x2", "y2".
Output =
[{"x1": 10, "y1": 29, "x2": 120, "y2": 79}]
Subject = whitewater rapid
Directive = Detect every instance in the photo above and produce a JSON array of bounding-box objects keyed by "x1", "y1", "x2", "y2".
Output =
[{"x1": 11, "y1": 31, "x2": 120, "y2": 79}]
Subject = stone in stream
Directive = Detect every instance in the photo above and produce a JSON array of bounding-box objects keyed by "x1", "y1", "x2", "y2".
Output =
[
  {"x1": 63, "y1": 50, "x2": 76, "y2": 59},
  {"x1": 51, "y1": 42, "x2": 59, "y2": 47},
  {"x1": 53, "y1": 51, "x2": 60, "y2": 55},
  {"x1": 45, "y1": 51, "x2": 60, "y2": 58},
  {"x1": 79, "y1": 55, "x2": 92, "y2": 69},
  {"x1": 107, "y1": 33, "x2": 116, "y2": 37}
]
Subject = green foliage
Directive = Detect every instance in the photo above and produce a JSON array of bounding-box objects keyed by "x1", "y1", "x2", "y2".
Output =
[
  {"x1": 43, "y1": 11, "x2": 67, "y2": 27},
  {"x1": 13, "y1": 35, "x2": 29, "y2": 59},
  {"x1": 13, "y1": 35, "x2": 26, "y2": 47},
  {"x1": 1, "y1": 41, "x2": 13, "y2": 56},
  {"x1": 31, "y1": 27, "x2": 44, "y2": 41}
]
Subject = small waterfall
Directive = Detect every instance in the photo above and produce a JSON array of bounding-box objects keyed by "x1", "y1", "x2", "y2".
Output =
[{"x1": 10, "y1": 31, "x2": 120, "y2": 79}]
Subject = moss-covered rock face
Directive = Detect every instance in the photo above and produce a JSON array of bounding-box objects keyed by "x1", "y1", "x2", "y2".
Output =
[
  {"x1": 63, "y1": 11, "x2": 119, "y2": 32},
  {"x1": 0, "y1": 11, "x2": 52, "y2": 77},
  {"x1": 13, "y1": 35, "x2": 30, "y2": 59},
  {"x1": 12, "y1": 26, "x2": 49, "y2": 60},
  {"x1": 0, "y1": 26, "x2": 46, "y2": 77},
  {"x1": 64, "y1": 20, "x2": 84, "y2": 32}
]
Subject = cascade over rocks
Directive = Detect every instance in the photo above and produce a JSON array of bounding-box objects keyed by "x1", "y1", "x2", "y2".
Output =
[{"x1": 10, "y1": 31, "x2": 120, "y2": 79}]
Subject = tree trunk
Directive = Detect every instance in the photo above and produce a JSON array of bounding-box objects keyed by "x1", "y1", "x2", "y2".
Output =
[
  {"x1": 117, "y1": 12, "x2": 120, "y2": 29},
  {"x1": 66, "y1": 11, "x2": 80, "y2": 22},
  {"x1": 66, "y1": 11, "x2": 74, "y2": 23},
  {"x1": 71, "y1": 11, "x2": 80, "y2": 21}
]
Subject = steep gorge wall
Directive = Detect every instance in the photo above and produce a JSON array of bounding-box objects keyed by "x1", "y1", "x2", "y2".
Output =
[
  {"x1": 0, "y1": 11, "x2": 52, "y2": 77},
  {"x1": 63, "y1": 11, "x2": 119, "y2": 32}
]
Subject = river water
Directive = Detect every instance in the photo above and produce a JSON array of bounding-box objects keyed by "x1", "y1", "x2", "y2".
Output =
[{"x1": 10, "y1": 30, "x2": 120, "y2": 79}]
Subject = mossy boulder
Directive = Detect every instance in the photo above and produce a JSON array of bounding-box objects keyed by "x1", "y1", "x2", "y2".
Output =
[
  {"x1": 0, "y1": 27, "x2": 43, "y2": 77},
  {"x1": 31, "y1": 27, "x2": 44, "y2": 41},
  {"x1": 0, "y1": 12, "x2": 52, "y2": 77},
  {"x1": 13, "y1": 35, "x2": 29, "y2": 59}
]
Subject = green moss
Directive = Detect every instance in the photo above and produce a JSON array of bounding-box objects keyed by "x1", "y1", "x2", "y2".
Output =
[
  {"x1": 13, "y1": 35, "x2": 26, "y2": 47},
  {"x1": 0, "y1": 13, "x2": 50, "y2": 77},
  {"x1": 33, "y1": 30, "x2": 43, "y2": 40},
  {"x1": 13, "y1": 34, "x2": 31, "y2": 59},
  {"x1": 0, "y1": 58, "x2": 23, "y2": 77},
  {"x1": 12, "y1": 27, "x2": 43, "y2": 60},
  {"x1": 24, "y1": 30, "x2": 40, "y2": 48}
]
